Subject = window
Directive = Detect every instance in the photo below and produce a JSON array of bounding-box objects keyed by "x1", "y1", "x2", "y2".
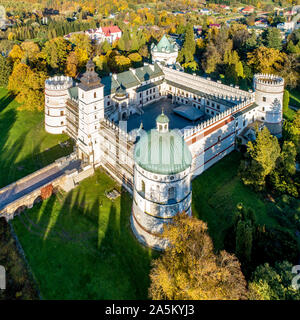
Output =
[
  {"x1": 212, "y1": 103, "x2": 215, "y2": 108},
  {"x1": 217, "y1": 104, "x2": 220, "y2": 110},
  {"x1": 139, "y1": 93, "x2": 142, "y2": 98},
  {"x1": 60, "y1": 110, "x2": 64, "y2": 116},
  {"x1": 243, "y1": 120, "x2": 246, "y2": 126},
  {"x1": 95, "y1": 125, "x2": 97, "y2": 129},
  {"x1": 186, "y1": 93, "x2": 188, "y2": 97},
  {"x1": 61, "y1": 121, "x2": 64, "y2": 125},
  {"x1": 94, "y1": 92, "x2": 97, "y2": 98},
  {"x1": 107, "y1": 101, "x2": 110, "y2": 106},
  {"x1": 94, "y1": 106, "x2": 97, "y2": 110},
  {"x1": 82, "y1": 93, "x2": 84, "y2": 99},
  {"x1": 141, "y1": 180, "x2": 145, "y2": 194},
  {"x1": 262, "y1": 107, "x2": 265, "y2": 111},
  {"x1": 168, "y1": 187, "x2": 176, "y2": 201},
  {"x1": 95, "y1": 115, "x2": 97, "y2": 119},
  {"x1": 263, "y1": 97, "x2": 266, "y2": 102},
  {"x1": 218, "y1": 136, "x2": 221, "y2": 143},
  {"x1": 262, "y1": 117, "x2": 265, "y2": 120},
  {"x1": 207, "y1": 101, "x2": 210, "y2": 106},
  {"x1": 47, "y1": 109, "x2": 50, "y2": 115}
]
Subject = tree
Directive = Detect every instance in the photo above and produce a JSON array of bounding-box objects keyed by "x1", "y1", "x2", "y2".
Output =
[
  {"x1": 41, "y1": 37, "x2": 71, "y2": 71},
  {"x1": 248, "y1": 261, "x2": 300, "y2": 300},
  {"x1": 180, "y1": 24, "x2": 196, "y2": 64},
  {"x1": 0, "y1": 55, "x2": 12, "y2": 86},
  {"x1": 269, "y1": 141, "x2": 298, "y2": 197},
  {"x1": 65, "y1": 52, "x2": 78, "y2": 78},
  {"x1": 265, "y1": 28, "x2": 282, "y2": 51},
  {"x1": 202, "y1": 42, "x2": 221, "y2": 74},
  {"x1": 247, "y1": 47, "x2": 286, "y2": 74},
  {"x1": 109, "y1": 55, "x2": 131, "y2": 73},
  {"x1": 149, "y1": 213, "x2": 247, "y2": 300},
  {"x1": 283, "y1": 90, "x2": 289, "y2": 115},
  {"x1": 239, "y1": 127, "x2": 281, "y2": 191},
  {"x1": 69, "y1": 33, "x2": 92, "y2": 69},
  {"x1": 8, "y1": 62, "x2": 47, "y2": 111},
  {"x1": 128, "y1": 52, "x2": 143, "y2": 67},
  {"x1": 233, "y1": 204, "x2": 256, "y2": 266}
]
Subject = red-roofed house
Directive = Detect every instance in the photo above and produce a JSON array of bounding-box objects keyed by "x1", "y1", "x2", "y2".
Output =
[
  {"x1": 241, "y1": 6, "x2": 254, "y2": 14},
  {"x1": 84, "y1": 26, "x2": 122, "y2": 44}
]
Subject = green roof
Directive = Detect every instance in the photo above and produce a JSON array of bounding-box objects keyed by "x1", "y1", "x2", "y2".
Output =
[
  {"x1": 152, "y1": 34, "x2": 178, "y2": 53},
  {"x1": 68, "y1": 86, "x2": 78, "y2": 100},
  {"x1": 99, "y1": 63, "x2": 164, "y2": 95},
  {"x1": 156, "y1": 112, "x2": 169, "y2": 124},
  {"x1": 117, "y1": 70, "x2": 140, "y2": 89},
  {"x1": 134, "y1": 129, "x2": 192, "y2": 175}
]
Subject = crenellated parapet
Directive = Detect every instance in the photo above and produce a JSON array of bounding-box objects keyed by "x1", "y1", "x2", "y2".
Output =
[
  {"x1": 45, "y1": 76, "x2": 74, "y2": 135},
  {"x1": 162, "y1": 65, "x2": 254, "y2": 101},
  {"x1": 253, "y1": 73, "x2": 284, "y2": 137},
  {"x1": 45, "y1": 75, "x2": 74, "y2": 91},
  {"x1": 182, "y1": 96, "x2": 255, "y2": 139}
]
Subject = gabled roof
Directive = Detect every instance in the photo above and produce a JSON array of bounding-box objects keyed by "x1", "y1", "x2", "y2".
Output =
[
  {"x1": 117, "y1": 70, "x2": 140, "y2": 88},
  {"x1": 134, "y1": 63, "x2": 164, "y2": 82},
  {"x1": 101, "y1": 26, "x2": 121, "y2": 36}
]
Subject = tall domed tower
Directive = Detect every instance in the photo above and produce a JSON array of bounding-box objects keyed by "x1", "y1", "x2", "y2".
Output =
[
  {"x1": 131, "y1": 112, "x2": 193, "y2": 250},
  {"x1": 253, "y1": 74, "x2": 284, "y2": 137}
]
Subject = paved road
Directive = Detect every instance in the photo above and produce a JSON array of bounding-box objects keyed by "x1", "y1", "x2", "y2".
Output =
[{"x1": 0, "y1": 160, "x2": 81, "y2": 210}]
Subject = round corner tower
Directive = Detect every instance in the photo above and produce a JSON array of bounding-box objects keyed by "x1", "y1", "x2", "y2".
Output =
[
  {"x1": 131, "y1": 112, "x2": 192, "y2": 251},
  {"x1": 45, "y1": 75, "x2": 74, "y2": 134},
  {"x1": 253, "y1": 73, "x2": 284, "y2": 137}
]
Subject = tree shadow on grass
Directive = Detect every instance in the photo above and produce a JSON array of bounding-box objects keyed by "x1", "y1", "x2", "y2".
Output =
[{"x1": 0, "y1": 92, "x2": 16, "y2": 113}]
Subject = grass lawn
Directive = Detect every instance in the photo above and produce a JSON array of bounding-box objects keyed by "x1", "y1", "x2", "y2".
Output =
[
  {"x1": 12, "y1": 169, "x2": 155, "y2": 299},
  {"x1": 290, "y1": 89, "x2": 300, "y2": 109},
  {"x1": 191, "y1": 152, "x2": 288, "y2": 250},
  {"x1": 0, "y1": 87, "x2": 73, "y2": 188}
]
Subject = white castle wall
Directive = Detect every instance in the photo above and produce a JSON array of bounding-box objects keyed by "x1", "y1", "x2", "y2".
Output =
[
  {"x1": 253, "y1": 74, "x2": 284, "y2": 136},
  {"x1": 45, "y1": 76, "x2": 73, "y2": 134}
]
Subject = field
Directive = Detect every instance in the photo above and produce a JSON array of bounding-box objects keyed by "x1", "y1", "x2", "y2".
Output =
[
  {"x1": 12, "y1": 170, "x2": 155, "y2": 299},
  {"x1": 0, "y1": 87, "x2": 73, "y2": 188}
]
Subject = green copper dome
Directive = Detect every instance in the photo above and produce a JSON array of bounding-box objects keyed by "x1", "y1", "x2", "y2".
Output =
[
  {"x1": 134, "y1": 129, "x2": 192, "y2": 175},
  {"x1": 156, "y1": 112, "x2": 169, "y2": 124}
]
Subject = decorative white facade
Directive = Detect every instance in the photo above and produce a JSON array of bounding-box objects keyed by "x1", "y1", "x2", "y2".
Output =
[{"x1": 44, "y1": 59, "x2": 284, "y2": 249}]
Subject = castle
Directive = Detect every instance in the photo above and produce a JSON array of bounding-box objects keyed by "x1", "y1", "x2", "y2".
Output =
[{"x1": 44, "y1": 58, "x2": 284, "y2": 250}]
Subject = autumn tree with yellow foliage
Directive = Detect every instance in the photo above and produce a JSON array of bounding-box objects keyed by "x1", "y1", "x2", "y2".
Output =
[
  {"x1": 149, "y1": 213, "x2": 247, "y2": 300},
  {"x1": 8, "y1": 62, "x2": 47, "y2": 112}
]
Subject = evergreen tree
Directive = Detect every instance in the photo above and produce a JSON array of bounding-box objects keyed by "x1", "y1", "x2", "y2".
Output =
[
  {"x1": 283, "y1": 89, "x2": 289, "y2": 114},
  {"x1": 265, "y1": 28, "x2": 282, "y2": 51}
]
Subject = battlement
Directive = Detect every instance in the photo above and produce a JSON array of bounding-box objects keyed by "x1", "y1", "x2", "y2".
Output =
[
  {"x1": 182, "y1": 95, "x2": 256, "y2": 139},
  {"x1": 254, "y1": 73, "x2": 284, "y2": 87},
  {"x1": 45, "y1": 75, "x2": 74, "y2": 91},
  {"x1": 162, "y1": 65, "x2": 254, "y2": 100}
]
